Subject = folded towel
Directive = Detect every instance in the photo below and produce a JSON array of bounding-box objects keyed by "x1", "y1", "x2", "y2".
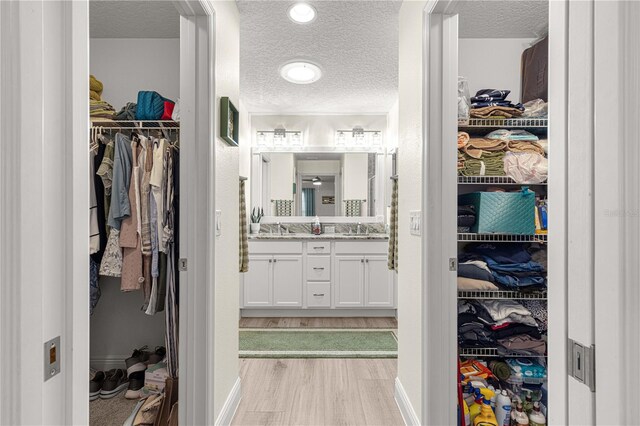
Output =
[
  {"x1": 470, "y1": 105, "x2": 524, "y2": 119},
  {"x1": 459, "y1": 151, "x2": 506, "y2": 177},
  {"x1": 489, "y1": 360, "x2": 511, "y2": 381},
  {"x1": 90, "y1": 75, "x2": 103, "y2": 99},
  {"x1": 458, "y1": 131, "x2": 470, "y2": 149},
  {"x1": 506, "y1": 140, "x2": 545, "y2": 155},
  {"x1": 486, "y1": 129, "x2": 539, "y2": 141},
  {"x1": 464, "y1": 138, "x2": 507, "y2": 159}
]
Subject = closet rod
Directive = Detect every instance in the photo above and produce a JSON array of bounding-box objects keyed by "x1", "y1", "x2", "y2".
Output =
[{"x1": 90, "y1": 127, "x2": 180, "y2": 130}]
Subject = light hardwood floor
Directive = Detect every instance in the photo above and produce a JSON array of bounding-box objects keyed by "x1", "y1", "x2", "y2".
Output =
[
  {"x1": 232, "y1": 317, "x2": 403, "y2": 426},
  {"x1": 239, "y1": 317, "x2": 398, "y2": 329},
  {"x1": 231, "y1": 358, "x2": 404, "y2": 426}
]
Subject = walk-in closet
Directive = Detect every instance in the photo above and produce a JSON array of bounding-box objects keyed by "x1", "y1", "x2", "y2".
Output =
[
  {"x1": 455, "y1": 2, "x2": 550, "y2": 425},
  {"x1": 89, "y1": 2, "x2": 181, "y2": 424}
]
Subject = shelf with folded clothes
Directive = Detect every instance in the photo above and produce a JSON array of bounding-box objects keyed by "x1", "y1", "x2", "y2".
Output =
[
  {"x1": 459, "y1": 347, "x2": 547, "y2": 358},
  {"x1": 90, "y1": 119, "x2": 180, "y2": 129},
  {"x1": 457, "y1": 176, "x2": 547, "y2": 185},
  {"x1": 458, "y1": 290, "x2": 547, "y2": 300},
  {"x1": 458, "y1": 233, "x2": 547, "y2": 243},
  {"x1": 458, "y1": 117, "x2": 548, "y2": 129}
]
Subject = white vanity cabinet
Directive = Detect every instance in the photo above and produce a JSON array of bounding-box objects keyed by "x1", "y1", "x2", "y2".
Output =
[
  {"x1": 243, "y1": 242, "x2": 304, "y2": 307},
  {"x1": 334, "y1": 243, "x2": 395, "y2": 308},
  {"x1": 242, "y1": 239, "x2": 395, "y2": 314}
]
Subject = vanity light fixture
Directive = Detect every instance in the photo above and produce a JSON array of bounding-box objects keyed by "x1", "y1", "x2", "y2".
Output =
[
  {"x1": 280, "y1": 61, "x2": 322, "y2": 85},
  {"x1": 334, "y1": 127, "x2": 383, "y2": 148},
  {"x1": 255, "y1": 129, "x2": 304, "y2": 148},
  {"x1": 288, "y1": 3, "x2": 317, "y2": 24}
]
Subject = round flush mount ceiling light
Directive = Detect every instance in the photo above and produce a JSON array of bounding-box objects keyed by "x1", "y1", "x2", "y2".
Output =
[
  {"x1": 279, "y1": 61, "x2": 322, "y2": 84},
  {"x1": 288, "y1": 3, "x2": 317, "y2": 24}
]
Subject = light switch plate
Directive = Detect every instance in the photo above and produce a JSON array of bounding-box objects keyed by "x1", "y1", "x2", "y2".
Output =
[
  {"x1": 44, "y1": 336, "x2": 60, "y2": 381},
  {"x1": 215, "y1": 210, "x2": 222, "y2": 236},
  {"x1": 409, "y1": 210, "x2": 421, "y2": 236}
]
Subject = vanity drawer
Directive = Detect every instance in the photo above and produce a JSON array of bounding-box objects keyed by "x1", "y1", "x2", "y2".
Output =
[
  {"x1": 307, "y1": 256, "x2": 331, "y2": 280},
  {"x1": 334, "y1": 241, "x2": 388, "y2": 255},
  {"x1": 307, "y1": 241, "x2": 331, "y2": 254},
  {"x1": 307, "y1": 282, "x2": 331, "y2": 308},
  {"x1": 249, "y1": 241, "x2": 303, "y2": 254}
]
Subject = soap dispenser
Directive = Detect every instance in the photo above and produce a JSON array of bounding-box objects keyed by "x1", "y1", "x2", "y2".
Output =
[{"x1": 312, "y1": 216, "x2": 321, "y2": 235}]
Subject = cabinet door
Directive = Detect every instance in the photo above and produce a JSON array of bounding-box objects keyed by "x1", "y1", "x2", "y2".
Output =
[
  {"x1": 365, "y1": 256, "x2": 394, "y2": 307},
  {"x1": 334, "y1": 256, "x2": 364, "y2": 307},
  {"x1": 272, "y1": 255, "x2": 303, "y2": 307},
  {"x1": 243, "y1": 255, "x2": 272, "y2": 306}
]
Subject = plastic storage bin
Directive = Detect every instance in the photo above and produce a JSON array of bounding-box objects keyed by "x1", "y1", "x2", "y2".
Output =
[{"x1": 459, "y1": 188, "x2": 535, "y2": 235}]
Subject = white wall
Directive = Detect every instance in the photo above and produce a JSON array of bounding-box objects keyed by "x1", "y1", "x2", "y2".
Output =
[
  {"x1": 343, "y1": 153, "x2": 368, "y2": 200},
  {"x1": 212, "y1": 1, "x2": 241, "y2": 419},
  {"x1": 296, "y1": 160, "x2": 341, "y2": 175},
  {"x1": 89, "y1": 38, "x2": 178, "y2": 362},
  {"x1": 250, "y1": 114, "x2": 387, "y2": 147},
  {"x1": 397, "y1": 1, "x2": 426, "y2": 422},
  {"x1": 459, "y1": 38, "x2": 534, "y2": 103},
  {"x1": 90, "y1": 39, "x2": 180, "y2": 110}
]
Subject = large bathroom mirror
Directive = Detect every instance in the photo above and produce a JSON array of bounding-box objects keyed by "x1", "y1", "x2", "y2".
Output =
[{"x1": 251, "y1": 150, "x2": 387, "y2": 221}]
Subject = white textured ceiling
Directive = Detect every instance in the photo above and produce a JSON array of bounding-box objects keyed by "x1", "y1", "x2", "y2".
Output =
[
  {"x1": 458, "y1": 0, "x2": 548, "y2": 39},
  {"x1": 90, "y1": 1, "x2": 179, "y2": 38},
  {"x1": 238, "y1": 1, "x2": 401, "y2": 114}
]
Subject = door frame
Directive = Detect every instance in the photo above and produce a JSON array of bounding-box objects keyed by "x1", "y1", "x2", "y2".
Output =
[{"x1": 421, "y1": 1, "x2": 569, "y2": 423}]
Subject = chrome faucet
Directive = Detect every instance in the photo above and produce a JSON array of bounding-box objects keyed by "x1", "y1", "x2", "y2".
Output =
[
  {"x1": 277, "y1": 222, "x2": 288, "y2": 235},
  {"x1": 356, "y1": 222, "x2": 363, "y2": 235}
]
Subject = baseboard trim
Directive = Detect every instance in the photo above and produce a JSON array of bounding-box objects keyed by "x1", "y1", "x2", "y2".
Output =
[
  {"x1": 215, "y1": 377, "x2": 242, "y2": 426},
  {"x1": 395, "y1": 377, "x2": 420, "y2": 426},
  {"x1": 90, "y1": 355, "x2": 128, "y2": 371},
  {"x1": 240, "y1": 308, "x2": 397, "y2": 317}
]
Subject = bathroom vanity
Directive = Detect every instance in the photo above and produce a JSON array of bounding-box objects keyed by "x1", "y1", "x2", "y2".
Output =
[{"x1": 241, "y1": 234, "x2": 396, "y2": 317}]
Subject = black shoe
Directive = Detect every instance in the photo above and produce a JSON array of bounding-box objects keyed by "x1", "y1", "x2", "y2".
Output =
[
  {"x1": 90, "y1": 371, "x2": 106, "y2": 401},
  {"x1": 100, "y1": 369, "x2": 128, "y2": 399}
]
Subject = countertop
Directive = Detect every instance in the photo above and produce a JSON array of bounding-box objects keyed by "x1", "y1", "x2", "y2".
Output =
[{"x1": 248, "y1": 233, "x2": 389, "y2": 240}]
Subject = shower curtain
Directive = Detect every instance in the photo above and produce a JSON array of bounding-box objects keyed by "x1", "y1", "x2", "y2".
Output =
[{"x1": 302, "y1": 188, "x2": 315, "y2": 216}]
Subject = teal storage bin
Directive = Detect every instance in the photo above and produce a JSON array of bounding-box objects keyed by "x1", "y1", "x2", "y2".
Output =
[{"x1": 459, "y1": 188, "x2": 535, "y2": 234}]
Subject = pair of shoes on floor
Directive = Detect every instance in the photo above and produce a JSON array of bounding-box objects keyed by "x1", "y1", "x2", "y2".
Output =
[
  {"x1": 124, "y1": 346, "x2": 166, "y2": 399},
  {"x1": 89, "y1": 369, "x2": 129, "y2": 401}
]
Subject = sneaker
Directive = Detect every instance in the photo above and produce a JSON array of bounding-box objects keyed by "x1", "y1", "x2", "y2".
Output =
[
  {"x1": 89, "y1": 371, "x2": 106, "y2": 401},
  {"x1": 124, "y1": 347, "x2": 150, "y2": 399},
  {"x1": 147, "y1": 346, "x2": 166, "y2": 365},
  {"x1": 100, "y1": 369, "x2": 128, "y2": 399}
]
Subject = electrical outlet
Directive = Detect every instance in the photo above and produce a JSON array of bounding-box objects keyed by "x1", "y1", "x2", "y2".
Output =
[
  {"x1": 409, "y1": 210, "x2": 421, "y2": 236},
  {"x1": 216, "y1": 210, "x2": 222, "y2": 236}
]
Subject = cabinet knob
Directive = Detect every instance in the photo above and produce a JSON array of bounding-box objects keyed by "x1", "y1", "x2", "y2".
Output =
[
  {"x1": 365, "y1": 259, "x2": 369, "y2": 263},
  {"x1": 361, "y1": 259, "x2": 364, "y2": 263},
  {"x1": 269, "y1": 259, "x2": 272, "y2": 263}
]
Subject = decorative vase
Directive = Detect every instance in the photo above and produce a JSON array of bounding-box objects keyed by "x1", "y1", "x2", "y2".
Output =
[{"x1": 250, "y1": 223, "x2": 261, "y2": 234}]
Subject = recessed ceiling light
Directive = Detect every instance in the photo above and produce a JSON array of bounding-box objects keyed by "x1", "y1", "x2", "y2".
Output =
[
  {"x1": 288, "y1": 3, "x2": 317, "y2": 24},
  {"x1": 280, "y1": 61, "x2": 322, "y2": 84}
]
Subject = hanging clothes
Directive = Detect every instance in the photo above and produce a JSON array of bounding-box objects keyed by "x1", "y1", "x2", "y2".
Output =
[{"x1": 120, "y1": 137, "x2": 144, "y2": 292}]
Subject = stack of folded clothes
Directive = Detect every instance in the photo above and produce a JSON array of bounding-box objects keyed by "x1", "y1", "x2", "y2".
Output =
[
  {"x1": 458, "y1": 299, "x2": 547, "y2": 356},
  {"x1": 470, "y1": 89, "x2": 524, "y2": 119},
  {"x1": 457, "y1": 205, "x2": 477, "y2": 233},
  {"x1": 90, "y1": 75, "x2": 115, "y2": 119},
  {"x1": 458, "y1": 243, "x2": 547, "y2": 291}
]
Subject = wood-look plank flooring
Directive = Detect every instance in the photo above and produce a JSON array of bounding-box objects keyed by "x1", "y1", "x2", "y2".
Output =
[
  {"x1": 233, "y1": 318, "x2": 402, "y2": 426},
  {"x1": 231, "y1": 358, "x2": 404, "y2": 426},
  {"x1": 239, "y1": 317, "x2": 398, "y2": 329}
]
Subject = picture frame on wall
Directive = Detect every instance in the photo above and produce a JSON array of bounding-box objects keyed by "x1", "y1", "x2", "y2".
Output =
[{"x1": 220, "y1": 96, "x2": 239, "y2": 146}]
